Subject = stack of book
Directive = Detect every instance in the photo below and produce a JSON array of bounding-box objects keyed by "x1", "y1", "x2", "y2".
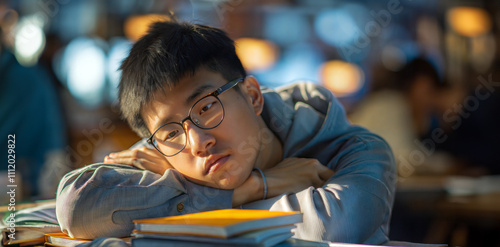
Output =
[
  {"x1": 2, "y1": 224, "x2": 61, "y2": 246},
  {"x1": 131, "y1": 209, "x2": 303, "y2": 247},
  {"x1": 1, "y1": 200, "x2": 62, "y2": 246}
]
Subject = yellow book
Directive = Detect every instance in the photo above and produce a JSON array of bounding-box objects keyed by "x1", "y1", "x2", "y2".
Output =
[{"x1": 133, "y1": 209, "x2": 302, "y2": 238}]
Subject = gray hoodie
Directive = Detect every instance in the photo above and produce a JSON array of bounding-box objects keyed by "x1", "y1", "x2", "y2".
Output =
[{"x1": 56, "y1": 82, "x2": 396, "y2": 244}]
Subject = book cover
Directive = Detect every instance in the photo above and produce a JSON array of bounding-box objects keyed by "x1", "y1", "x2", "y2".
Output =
[
  {"x1": 132, "y1": 233, "x2": 293, "y2": 247},
  {"x1": 133, "y1": 224, "x2": 295, "y2": 245},
  {"x1": 133, "y1": 209, "x2": 302, "y2": 238}
]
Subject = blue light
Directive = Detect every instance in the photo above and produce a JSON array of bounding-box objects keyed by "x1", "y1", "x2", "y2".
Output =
[
  {"x1": 315, "y1": 9, "x2": 359, "y2": 47},
  {"x1": 255, "y1": 43, "x2": 324, "y2": 88},
  {"x1": 264, "y1": 10, "x2": 310, "y2": 46},
  {"x1": 59, "y1": 37, "x2": 107, "y2": 108}
]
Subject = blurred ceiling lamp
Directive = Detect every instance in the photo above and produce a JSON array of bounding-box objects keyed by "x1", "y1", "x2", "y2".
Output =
[
  {"x1": 235, "y1": 38, "x2": 278, "y2": 71},
  {"x1": 61, "y1": 37, "x2": 107, "y2": 107},
  {"x1": 447, "y1": 7, "x2": 491, "y2": 37},
  {"x1": 321, "y1": 60, "x2": 364, "y2": 97},
  {"x1": 124, "y1": 14, "x2": 170, "y2": 42},
  {"x1": 14, "y1": 16, "x2": 46, "y2": 66}
]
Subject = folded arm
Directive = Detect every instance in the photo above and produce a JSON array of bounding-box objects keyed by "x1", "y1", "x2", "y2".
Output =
[{"x1": 56, "y1": 164, "x2": 233, "y2": 239}]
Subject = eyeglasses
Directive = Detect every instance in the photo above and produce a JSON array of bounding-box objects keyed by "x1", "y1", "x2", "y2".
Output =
[{"x1": 147, "y1": 77, "x2": 244, "y2": 157}]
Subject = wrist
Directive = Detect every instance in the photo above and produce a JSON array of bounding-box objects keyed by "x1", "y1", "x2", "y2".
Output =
[
  {"x1": 253, "y1": 168, "x2": 267, "y2": 200},
  {"x1": 232, "y1": 170, "x2": 262, "y2": 207}
]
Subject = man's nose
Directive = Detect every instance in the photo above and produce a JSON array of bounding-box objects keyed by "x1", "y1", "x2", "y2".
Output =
[{"x1": 185, "y1": 121, "x2": 216, "y2": 157}]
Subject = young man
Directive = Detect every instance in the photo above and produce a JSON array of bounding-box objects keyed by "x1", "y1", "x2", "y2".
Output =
[{"x1": 56, "y1": 21, "x2": 396, "y2": 244}]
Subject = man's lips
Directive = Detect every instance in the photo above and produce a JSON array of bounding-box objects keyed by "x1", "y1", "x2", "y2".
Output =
[{"x1": 204, "y1": 155, "x2": 229, "y2": 175}]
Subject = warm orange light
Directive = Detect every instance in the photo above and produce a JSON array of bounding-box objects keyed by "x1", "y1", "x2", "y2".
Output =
[
  {"x1": 447, "y1": 7, "x2": 491, "y2": 37},
  {"x1": 321, "y1": 60, "x2": 364, "y2": 96},
  {"x1": 235, "y1": 38, "x2": 278, "y2": 71},
  {"x1": 124, "y1": 14, "x2": 170, "y2": 42}
]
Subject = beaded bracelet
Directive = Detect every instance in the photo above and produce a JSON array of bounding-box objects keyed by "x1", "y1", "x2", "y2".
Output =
[{"x1": 253, "y1": 168, "x2": 267, "y2": 200}]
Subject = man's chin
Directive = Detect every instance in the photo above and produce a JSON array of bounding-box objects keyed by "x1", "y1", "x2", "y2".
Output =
[
  {"x1": 184, "y1": 161, "x2": 250, "y2": 189},
  {"x1": 214, "y1": 166, "x2": 250, "y2": 189},
  {"x1": 184, "y1": 173, "x2": 245, "y2": 190},
  {"x1": 214, "y1": 179, "x2": 243, "y2": 190}
]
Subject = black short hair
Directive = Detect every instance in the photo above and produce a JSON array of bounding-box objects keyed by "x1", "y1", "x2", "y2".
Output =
[{"x1": 118, "y1": 21, "x2": 247, "y2": 138}]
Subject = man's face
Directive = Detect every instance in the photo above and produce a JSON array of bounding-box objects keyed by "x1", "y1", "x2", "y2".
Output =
[{"x1": 142, "y1": 68, "x2": 265, "y2": 189}]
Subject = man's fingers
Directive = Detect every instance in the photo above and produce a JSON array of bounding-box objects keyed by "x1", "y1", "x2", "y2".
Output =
[
  {"x1": 129, "y1": 159, "x2": 168, "y2": 174},
  {"x1": 108, "y1": 149, "x2": 135, "y2": 158},
  {"x1": 104, "y1": 156, "x2": 136, "y2": 165},
  {"x1": 108, "y1": 147, "x2": 155, "y2": 159},
  {"x1": 104, "y1": 157, "x2": 150, "y2": 170},
  {"x1": 104, "y1": 150, "x2": 174, "y2": 173},
  {"x1": 107, "y1": 148, "x2": 162, "y2": 163},
  {"x1": 317, "y1": 164, "x2": 335, "y2": 181}
]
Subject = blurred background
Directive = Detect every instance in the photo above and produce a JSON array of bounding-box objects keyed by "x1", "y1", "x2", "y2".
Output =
[{"x1": 1, "y1": 0, "x2": 500, "y2": 246}]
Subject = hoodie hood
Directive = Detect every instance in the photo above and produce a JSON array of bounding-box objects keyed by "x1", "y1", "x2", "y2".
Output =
[{"x1": 261, "y1": 82, "x2": 352, "y2": 160}]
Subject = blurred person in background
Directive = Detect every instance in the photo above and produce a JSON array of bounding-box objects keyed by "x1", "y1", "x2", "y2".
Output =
[
  {"x1": 0, "y1": 2, "x2": 69, "y2": 201},
  {"x1": 432, "y1": 62, "x2": 500, "y2": 175},
  {"x1": 349, "y1": 57, "x2": 448, "y2": 177}
]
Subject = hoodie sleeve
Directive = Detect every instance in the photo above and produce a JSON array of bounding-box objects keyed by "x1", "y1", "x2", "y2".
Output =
[
  {"x1": 242, "y1": 132, "x2": 396, "y2": 244},
  {"x1": 55, "y1": 163, "x2": 233, "y2": 239}
]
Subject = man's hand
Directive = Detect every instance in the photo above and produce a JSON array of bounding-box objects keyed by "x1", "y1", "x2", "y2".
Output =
[
  {"x1": 104, "y1": 147, "x2": 174, "y2": 175},
  {"x1": 233, "y1": 158, "x2": 334, "y2": 207}
]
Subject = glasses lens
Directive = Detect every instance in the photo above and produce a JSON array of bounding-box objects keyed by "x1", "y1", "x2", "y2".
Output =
[
  {"x1": 152, "y1": 123, "x2": 186, "y2": 156},
  {"x1": 191, "y1": 96, "x2": 223, "y2": 129}
]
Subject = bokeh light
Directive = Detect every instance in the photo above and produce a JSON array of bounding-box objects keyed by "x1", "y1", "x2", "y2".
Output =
[
  {"x1": 13, "y1": 17, "x2": 45, "y2": 66},
  {"x1": 59, "y1": 37, "x2": 107, "y2": 107},
  {"x1": 447, "y1": 7, "x2": 491, "y2": 37},
  {"x1": 124, "y1": 14, "x2": 171, "y2": 42},
  {"x1": 315, "y1": 9, "x2": 359, "y2": 47},
  {"x1": 255, "y1": 43, "x2": 323, "y2": 87},
  {"x1": 314, "y1": 4, "x2": 371, "y2": 48},
  {"x1": 235, "y1": 38, "x2": 278, "y2": 72},
  {"x1": 264, "y1": 10, "x2": 309, "y2": 46},
  {"x1": 321, "y1": 60, "x2": 364, "y2": 97}
]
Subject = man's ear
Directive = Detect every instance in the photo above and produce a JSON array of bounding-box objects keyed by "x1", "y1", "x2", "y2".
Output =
[{"x1": 241, "y1": 76, "x2": 264, "y2": 116}]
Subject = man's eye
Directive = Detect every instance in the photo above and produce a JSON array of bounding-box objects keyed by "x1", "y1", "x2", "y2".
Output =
[
  {"x1": 200, "y1": 102, "x2": 214, "y2": 114},
  {"x1": 165, "y1": 130, "x2": 179, "y2": 140}
]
